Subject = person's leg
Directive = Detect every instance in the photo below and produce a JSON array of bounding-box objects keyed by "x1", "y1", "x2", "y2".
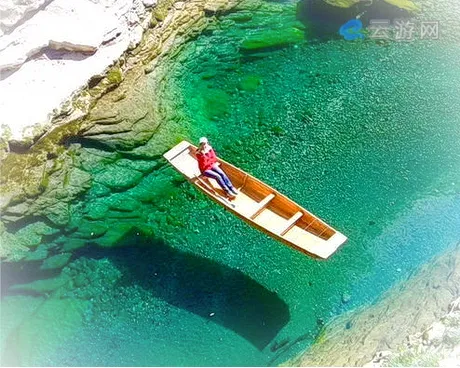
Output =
[
  {"x1": 203, "y1": 169, "x2": 232, "y2": 194},
  {"x1": 211, "y1": 164, "x2": 236, "y2": 191}
]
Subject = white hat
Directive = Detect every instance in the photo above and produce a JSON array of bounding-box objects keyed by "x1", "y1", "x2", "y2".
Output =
[{"x1": 199, "y1": 137, "x2": 208, "y2": 144}]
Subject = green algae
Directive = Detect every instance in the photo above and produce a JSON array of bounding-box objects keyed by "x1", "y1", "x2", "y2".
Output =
[
  {"x1": 107, "y1": 67, "x2": 123, "y2": 85},
  {"x1": 384, "y1": 0, "x2": 420, "y2": 12}
]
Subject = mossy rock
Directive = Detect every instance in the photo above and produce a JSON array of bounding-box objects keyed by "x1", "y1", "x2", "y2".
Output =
[
  {"x1": 106, "y1": 67, "x2": 123, "y2": 85},
  {"x1": 14, "y1": 223, "x2": 44, "y2": 247},
  {"x1": 89, "y1": 183, "x2": 111, "y2": 197},
  {"x1": 116, "y1": 158, "x2": 158, "y2": 173},
  {"x1": 323, "y1": 0, "x2": 360, "y2": 7},
  {"x1": 201, "y1": 71, "x2": 218, "y2": 80},
  {"x1": 61, "y1": 238, "x2": 87, "y2": 251},
  {"x1": 23, "y1": 244, "x2": 50, "y2": 261},
  {"x1": 83, "y1": 202, "x2": 109, "y2": 221},
  {"x1": 240, "y1": 27, "x2": 305, "y2": 52},
  {"x1": 105, "y1": 193, "x2": 140, "y2": 212},
  {"x1": 0, "y1": 228, "x2": 29, "y2": 260},
  {"x1": 383, "y1": 0, "x2": 420, "y2": 12},
  {"x1": 152, "y1": 0, "x2": 176, "y2": 21},
  {"x1": 45, "y1": 202, "x2": 70, "y2": 227},
  {"x1": 227, "y1": 11, "x2": 253, "y2": 23}
]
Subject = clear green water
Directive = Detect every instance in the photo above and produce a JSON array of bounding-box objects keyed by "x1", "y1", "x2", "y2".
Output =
[{"x1": 2, "y1": 0, "x2": 460, "y2": 366}]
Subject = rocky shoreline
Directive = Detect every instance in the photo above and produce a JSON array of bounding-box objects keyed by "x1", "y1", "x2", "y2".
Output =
[
  {"x1": 365, "y1": 296, "x2": 460, "y2": 367},
  {"x1": 285, "y1": 242, "x2": 460, "y2": 367},
  {"x1": 0, "y1": 0, "x2": 157, "y2": 142},
  {"x1": 0, "y1": 0, "x2": 241, "y2": 260}
]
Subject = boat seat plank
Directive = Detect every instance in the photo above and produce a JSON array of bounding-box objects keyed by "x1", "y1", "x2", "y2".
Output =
[
  {"x1": 280, "y1": 211, "x2": 303, "y2": 236},
  {"x1": 163, "y1": 140, "x2": 190, "y2": 161},
  {"x1": 250, "y1": 193, "x2": 275, "y2": 220}
]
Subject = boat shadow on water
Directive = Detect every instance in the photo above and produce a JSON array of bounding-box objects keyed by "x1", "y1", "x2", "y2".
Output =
[{"x1": 74, "y1": 229, "x2": 291, "y2": 351}]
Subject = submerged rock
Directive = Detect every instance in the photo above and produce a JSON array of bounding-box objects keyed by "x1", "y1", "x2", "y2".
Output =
[
  {"x1": 240, "y1": 27, "x2": 305, "y2": 52},
  {"x1": 40, "y1": 252, "x2": 72, "y2": 270},
  {"x1": 9, "y1": 273, "x2": 71, "y2": 293},
  {"x1": 238, "y1": 75, "x2": 262, "y2": 92},
  {"x1": 93, "y1": 166, "x2": 143, "y2": 190},
  {"x1": 296, "y1": 0, "x2": 420, "y2": 38},
  {"x1": 288, "y1": 244, "x2": 460, "y2": 367}
]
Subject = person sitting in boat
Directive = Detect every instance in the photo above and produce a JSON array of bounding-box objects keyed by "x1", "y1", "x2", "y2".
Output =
[{"x1": 196, "y1": 137, "x2": 239, "y2": 198}]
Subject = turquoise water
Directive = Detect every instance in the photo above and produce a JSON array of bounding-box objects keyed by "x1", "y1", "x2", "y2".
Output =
[{"x1": 2, "y1": 0, "x2": 460, "y2": 366}]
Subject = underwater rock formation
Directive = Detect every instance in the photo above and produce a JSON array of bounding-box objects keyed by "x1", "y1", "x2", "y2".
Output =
[
  {"x1": 296, "y1": 0, "x2": 420, "y2": 37},
  {"x1": 286, "y1": 242, "x2": 460, "y2": 366},
  {"x1": 365, "y1": 295, "x2": 460, "y2": 367}
]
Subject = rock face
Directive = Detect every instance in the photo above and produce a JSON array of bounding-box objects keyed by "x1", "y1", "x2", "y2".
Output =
[{"x1": 0, "y1": 0, "x2": 157, "y2": 142}]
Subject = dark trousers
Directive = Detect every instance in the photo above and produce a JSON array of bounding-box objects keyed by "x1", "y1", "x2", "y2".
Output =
[{"x1": 203, "y1": 165, "x2": 235, "y2": 194}]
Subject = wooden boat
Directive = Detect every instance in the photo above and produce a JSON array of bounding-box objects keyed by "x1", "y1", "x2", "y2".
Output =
[{"x1": 163, "y1": 141, "x2": 347, "y2": 259}]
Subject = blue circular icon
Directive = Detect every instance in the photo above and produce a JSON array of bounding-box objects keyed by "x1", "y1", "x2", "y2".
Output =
[{"x1": 339, "y1": 19, "x2": 365, "y2": 41}]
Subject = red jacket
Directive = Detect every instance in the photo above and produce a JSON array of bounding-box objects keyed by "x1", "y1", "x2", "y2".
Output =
[{"x1": 196, "y1": 148, "x2": 217, "y2": 173}]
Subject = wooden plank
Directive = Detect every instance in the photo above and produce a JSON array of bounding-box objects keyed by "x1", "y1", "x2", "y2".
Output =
[
  {"x1": 250, "y1": 193, "x2": 275, "y2": 220},
  {"x1": 163, "y1": 141, "x2": 190, "y2": 161},
  {"x1": 280, "y1": 211, "x2": 303, "y2": 236}
]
